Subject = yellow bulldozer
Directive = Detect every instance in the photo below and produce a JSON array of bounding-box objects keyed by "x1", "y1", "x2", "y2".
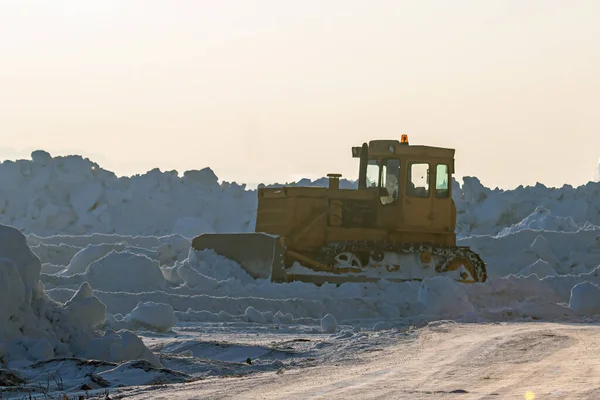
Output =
[{"x1": 192, "y1": 135, "x2": 487, "y2": 285}]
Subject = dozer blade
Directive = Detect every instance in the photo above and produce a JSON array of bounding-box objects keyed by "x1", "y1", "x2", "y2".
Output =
[{"x1": 191, "y1": 232, "x2": 286, "y2": 281}]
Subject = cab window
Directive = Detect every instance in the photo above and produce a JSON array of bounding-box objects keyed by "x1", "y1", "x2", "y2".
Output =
[
  {"x1": 407, "y1": 162, "x2": 430, "y2": 198},
  {"x1": 435, "y1": 164, "x2": 449, "y2": 198},
  {"x1": 380, "y1": 159, "x2": 400, "y2": 205},
  {"x1": 365, "y1": 160, "x2": 379, "y2": 188}
]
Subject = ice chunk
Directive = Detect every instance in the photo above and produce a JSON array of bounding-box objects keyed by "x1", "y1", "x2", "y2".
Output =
[
  {"x1": 320, "y1": 314, "x2": 338, "y2": 333},
  {"x1": 64, "y1": 282, "x2": 107, "y2": 329},
  {"x1": 124, "y1": 301, "x2": 176, "y2": 332},
  {"x1": 245, "y1": 306, "x2": 266, "y2": 323},
  {"x1": 84, "y1": 251, "x2": 166, "y2": 292},
  {"x1": 569, "y1": 281, "x2": 600, "y2": 316},
  {"x1": 62, "y1": 243, "x2": 126, "y2": 275}
]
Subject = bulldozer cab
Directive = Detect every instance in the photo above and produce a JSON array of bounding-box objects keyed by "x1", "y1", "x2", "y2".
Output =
[{"x1": 353, "y1": 135, "x2": 455, "y2": 234}]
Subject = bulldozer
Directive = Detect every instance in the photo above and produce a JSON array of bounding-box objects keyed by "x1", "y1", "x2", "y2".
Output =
[{"x1": 192, "y1": 135, "x2": 487, "y2": 285}]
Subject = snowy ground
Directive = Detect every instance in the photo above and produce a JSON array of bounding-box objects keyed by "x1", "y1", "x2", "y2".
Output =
[
  {"x1": 3, "y1": 152, "x2": 600, "y2": 399},
  {"x1": 115, "y1": 321, "x2": 600, "y2": 399}
]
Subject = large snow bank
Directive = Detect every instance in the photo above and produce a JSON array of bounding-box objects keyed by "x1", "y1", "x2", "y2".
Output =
[
  {"x1": 0, "y1": 224, "x2": 159, "y2": 368},
  {"x1": 454, "y1": 177, "x2": 600, "y2": 237},
  {"x1": 460, "y1": 228, "x2": 600, "y2": 277},
  {"x1": 3, "y1": 150, "x2": 600, "y2": 238},
  {"x1": 0, "y1": 151, "x2": 256, "y2": 237}
]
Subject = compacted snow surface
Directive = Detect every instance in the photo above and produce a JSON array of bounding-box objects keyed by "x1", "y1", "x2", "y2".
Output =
[{"x1": 2, "y1": 151, "x2": 600, "y2": 398}]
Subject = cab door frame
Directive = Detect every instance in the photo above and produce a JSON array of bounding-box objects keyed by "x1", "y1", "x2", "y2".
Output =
[
  {"x1": 430, "y1": 159, "x2": 454, "y2": 234},
  {"x1": 402, "y1": 159, "x2": 434, "y2": 230},
  {"x1": 374, "y1": 157, "x2": 403, "y2": 231}
]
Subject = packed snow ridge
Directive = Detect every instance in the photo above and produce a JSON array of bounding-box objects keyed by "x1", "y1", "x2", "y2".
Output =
[{"x1": 2, "y1": 150, "x2": 600, "y2": 238}]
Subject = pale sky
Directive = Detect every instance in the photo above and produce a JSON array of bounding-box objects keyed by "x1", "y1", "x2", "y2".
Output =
[{"x1": 1, "y1": 0, "x2": 599, "y2": 189}]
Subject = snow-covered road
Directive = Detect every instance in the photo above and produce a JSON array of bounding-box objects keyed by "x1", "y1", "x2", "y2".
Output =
[{"x1": 120, "y1": 322, "x2": 600, "y2": 400}]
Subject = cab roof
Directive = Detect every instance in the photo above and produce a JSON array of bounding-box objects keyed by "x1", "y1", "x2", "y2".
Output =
[{"x1": 352, "y1": 139, "x2": 455, "y2": 159}]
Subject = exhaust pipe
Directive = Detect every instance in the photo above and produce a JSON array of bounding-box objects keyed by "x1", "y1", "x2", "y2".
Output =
[{"x1": 327, "y1": 173, "x2": 341, "y2": 190}]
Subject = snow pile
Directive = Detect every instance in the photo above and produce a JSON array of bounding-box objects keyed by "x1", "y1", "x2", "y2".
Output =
[
  {"x1": 63, "y1": 282, "x2": 107, "y2": 329},
  {"x1": 454, "y1": 177, "x2": 600, "y2": 237},
  {"x1": 0, "y1": 151, "x2": 256, "y2": 237},
  {"x1": 3, "y1": 150, "x2": 600, "y2": 239},
  {"x1": 174, "y1": 247, "x2": 256, "y2": 285},
  {"x1": 460, "y1": 228, "x2": 600, "y2": 277},
  {"x1": 496, "y1": 207, "x2": 581, "y2": 237},
  {"x1": 0, "y1": 224, "x2": 160, "y2": 368}
]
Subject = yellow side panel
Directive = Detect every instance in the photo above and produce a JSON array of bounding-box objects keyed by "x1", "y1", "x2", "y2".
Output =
[
  {"x1": 255, "y1": 197, "x2": 296, "y2": 236},
  {"x1": 430, "y1": 198, "x2": 453, "y2": 232},
  {"x1": 388, "y1": 231, "x2": 454, "y2": 246},
  {"x1": 256, "y1": 194, "x2": 328, "y2": 252},
  {"x1": 288, "y1": 197, "x2": 328, "y2": 251},
  {"x1": 326, "y1": 227, "x2": 388, "y2": 242}
]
